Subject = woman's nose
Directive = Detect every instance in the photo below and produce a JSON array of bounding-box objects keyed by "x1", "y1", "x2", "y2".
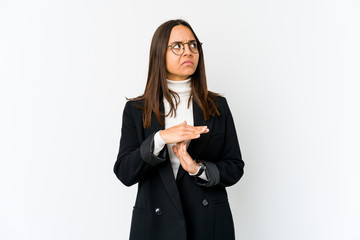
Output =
[{"x1": 183, "y1": 44, "x2": 192, "y2": 56}]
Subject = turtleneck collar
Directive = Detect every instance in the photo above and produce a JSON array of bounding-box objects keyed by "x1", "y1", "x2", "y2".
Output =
[{"x1": 166, "y1": 78, "x2": 192, "y2": 95}]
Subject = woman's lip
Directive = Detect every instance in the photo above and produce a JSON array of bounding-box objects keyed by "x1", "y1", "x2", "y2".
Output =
[{"x1": 182, "y1": 61, "x2": 194, "y2": 66}]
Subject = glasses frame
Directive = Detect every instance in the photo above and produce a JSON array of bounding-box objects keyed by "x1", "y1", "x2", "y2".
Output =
[{"x1": 167, "y1": 41, "x2": 203, "y2": 56}]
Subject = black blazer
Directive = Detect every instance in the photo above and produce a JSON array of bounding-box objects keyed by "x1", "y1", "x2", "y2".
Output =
[{"x1": 114, "y1": 96, "x2": 244, "y2": 240}]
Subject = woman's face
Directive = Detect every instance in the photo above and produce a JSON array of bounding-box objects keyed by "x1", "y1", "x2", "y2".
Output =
[{"x1": 165, "y1": 25, "x2": 199, "y2": 81}]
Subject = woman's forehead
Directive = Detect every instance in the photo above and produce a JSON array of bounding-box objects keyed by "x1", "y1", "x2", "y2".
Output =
[{"x1": 168, "y1": 25, "x2": 195, "y2": 43}]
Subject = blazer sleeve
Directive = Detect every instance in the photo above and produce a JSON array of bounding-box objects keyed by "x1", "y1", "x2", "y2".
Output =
[
  {"x1": 113, "y1": 101, "x2": 167, "y2": 187},
  {"x1": 195, "y1": 97, "x2": 244, "y2": 188}
]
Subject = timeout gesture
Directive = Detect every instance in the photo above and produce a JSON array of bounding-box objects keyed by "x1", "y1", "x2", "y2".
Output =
[{"x1": 159, "y1": 121, "x2": 209, "y2": 144}]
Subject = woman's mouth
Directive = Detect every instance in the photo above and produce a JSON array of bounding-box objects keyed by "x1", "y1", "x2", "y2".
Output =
[{"x1": 182, "y1": 61, "x2": 194, "y2": 66}]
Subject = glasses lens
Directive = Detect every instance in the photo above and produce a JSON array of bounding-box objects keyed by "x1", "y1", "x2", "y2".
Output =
[
  {"x1": 171, "y1": 43, "x2": 183, "y2": 55},
  {"x1": 189, "y1": 42, "x2": 198, "y2": 53},
  {"x1": 170, "y1": 42, "x2": 200, "y2": 55}
]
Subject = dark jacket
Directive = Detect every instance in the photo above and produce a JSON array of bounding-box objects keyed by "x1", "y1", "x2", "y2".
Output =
[{"x1": 114, "y1": 96, "x2": 244, "y2": 240}]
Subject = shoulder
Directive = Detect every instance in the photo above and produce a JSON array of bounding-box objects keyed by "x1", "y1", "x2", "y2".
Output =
[
  {"x1": 122, "y1": 99, "x2": 144, "y2": 120},
  {"x1": 207, "y1": 91, "x2": 228, "y2": 105},
  {"x1": 124, "y1": 99, "x2": 144, "y2": 110},
  {"x1": 212, "y1": 95, "x2": 230, "y2": 112},
  {"x1": 214, "y1": 95, "x2": 226, "y2": 105}
]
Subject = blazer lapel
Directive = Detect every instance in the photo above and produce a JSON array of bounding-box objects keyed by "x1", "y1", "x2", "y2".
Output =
[
  {"x1": 176, "y1": 99, "x2": 214, "y2": 181},
  {"x1": 147, "y1": 103, "x2": 184, "y2": 214},
  {"x1": 144, "y1": 103, "x2": 165, "y2": 138},
  {"x1": 158, "y1": 160, "x2": 184, "y2": 215}
]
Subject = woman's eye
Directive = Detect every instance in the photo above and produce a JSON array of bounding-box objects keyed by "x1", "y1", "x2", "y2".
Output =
[
  {"x1": 173, "y1": 44, "x2": 181, "y2": 49},
  {"x1": 190, "y1": 43, "x2": 197, "y2": 48}
]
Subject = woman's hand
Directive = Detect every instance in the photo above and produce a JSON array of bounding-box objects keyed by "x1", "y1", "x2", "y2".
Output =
[
  {"x1": 159, "y1": 121, "x2": 209, "y2": 144},
  {"x1": 172, "y1": 141, "x2": 199, "y2": 174}
]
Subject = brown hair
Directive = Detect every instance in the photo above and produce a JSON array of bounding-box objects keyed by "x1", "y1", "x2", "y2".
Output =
[{"x1": 128, "y1": 19, "x2": 221, "y2": 128}]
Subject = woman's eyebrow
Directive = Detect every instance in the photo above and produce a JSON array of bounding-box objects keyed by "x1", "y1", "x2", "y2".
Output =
[{"x1": 169, "y1": 39, "x2": 197, "y2": 44}]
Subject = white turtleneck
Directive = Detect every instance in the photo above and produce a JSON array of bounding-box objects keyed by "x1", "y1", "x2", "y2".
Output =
[{"x1": 153, "y1": 78, "x2": 208, "y2": 180}]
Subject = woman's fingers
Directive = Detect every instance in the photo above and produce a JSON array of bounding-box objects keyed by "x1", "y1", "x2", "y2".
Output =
[
  {"x1": 161, "y1": 122, "x2": 210, "y2": 144},
  {"x1": 175, "y1": 141, "x2": 183, "y2": 153},
  {"x1": 182, "y1": 127, "x2": 208, "y2": 140},
  {"x1": 182, "y1": 125, "x2": 209, "y2": 135},
  {"x1": 179, "y1": 127, "x2": 209, "y2": 141},
  {"x1": 172, "y1": 145, "x2": 179, "y2": 156},
  {"x1": 177, "y1": 142, "x2": 183, "y2": 154},
  {"x1": 181, "y1": 132, "x2": 200, "y2": 141},
  {"x1": 179, "y1": 142, "x2": 190, "y2": 159},
  {"x1": 174, "y1": 141, "x2": 198, "y2": 174},
  {"x1": 174, "y1": 142, "x2": 186, "y2": 156},
  {"x1": 184, "y1": 124, "x2": 208, "y2": 132}
]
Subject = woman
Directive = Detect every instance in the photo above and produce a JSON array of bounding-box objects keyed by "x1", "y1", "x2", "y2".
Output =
[{"x1": 114, "y1": 19, "x2": 244, "y2": 240}]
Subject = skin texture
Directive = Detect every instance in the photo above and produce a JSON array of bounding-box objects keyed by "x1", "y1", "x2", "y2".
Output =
[
  {"x1": 159, "y1": 121, "x2": 208, "y2": 144},
  {"x1": 165, "y1": 25, "x2": 199, "y2": 81},
  {"x1": 160, "y1": 25, "x2": 206, "y2": 174},
  {"x1": 160, "y1": 121, "x2": 208, "y2": 175},
  {"x1": 173, "y1": 139, "x2": 199, "y2": 174}
]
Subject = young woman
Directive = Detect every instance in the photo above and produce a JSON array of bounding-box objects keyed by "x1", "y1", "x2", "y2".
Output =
[{"x1": 114, "y1": 19, "x2": 244, "y2": 240}]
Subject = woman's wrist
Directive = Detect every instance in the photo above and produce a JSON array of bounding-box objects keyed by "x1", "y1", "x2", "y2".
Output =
[
  {"x1": 188, "y1": 164, "x2": 200, "y2": 175},
  {"x1": 156, "y1": 130, "x2": 167, "y2": 145},
  {"x1": 189, "y1": 161, "x2": 206, "y2": 176},
  {"x1": 159, "y1": 130, "x2": 167, "y2": 143}
]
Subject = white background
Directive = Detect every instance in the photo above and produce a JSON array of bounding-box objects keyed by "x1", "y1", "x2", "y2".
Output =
[{"x1": 1, "y1": 0, "x2": 359, "y2": 239}]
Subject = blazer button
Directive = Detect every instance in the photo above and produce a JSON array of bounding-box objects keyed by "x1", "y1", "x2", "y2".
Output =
[
  {"x1": 202, "y1": 199, "x2": 209, "y2": 207},
  {"x1": 155, "y1": 208, "x2": 162, "y2": 216}
]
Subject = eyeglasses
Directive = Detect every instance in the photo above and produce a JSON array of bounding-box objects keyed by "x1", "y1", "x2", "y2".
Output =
[{"x1": 167, "y1": 40, "x2": 202, "y2": 56}]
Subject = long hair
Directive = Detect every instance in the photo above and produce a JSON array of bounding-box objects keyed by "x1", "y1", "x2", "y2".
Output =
[{"x1": 128, "y1": 19, "x2": 221, "y2": 128}]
